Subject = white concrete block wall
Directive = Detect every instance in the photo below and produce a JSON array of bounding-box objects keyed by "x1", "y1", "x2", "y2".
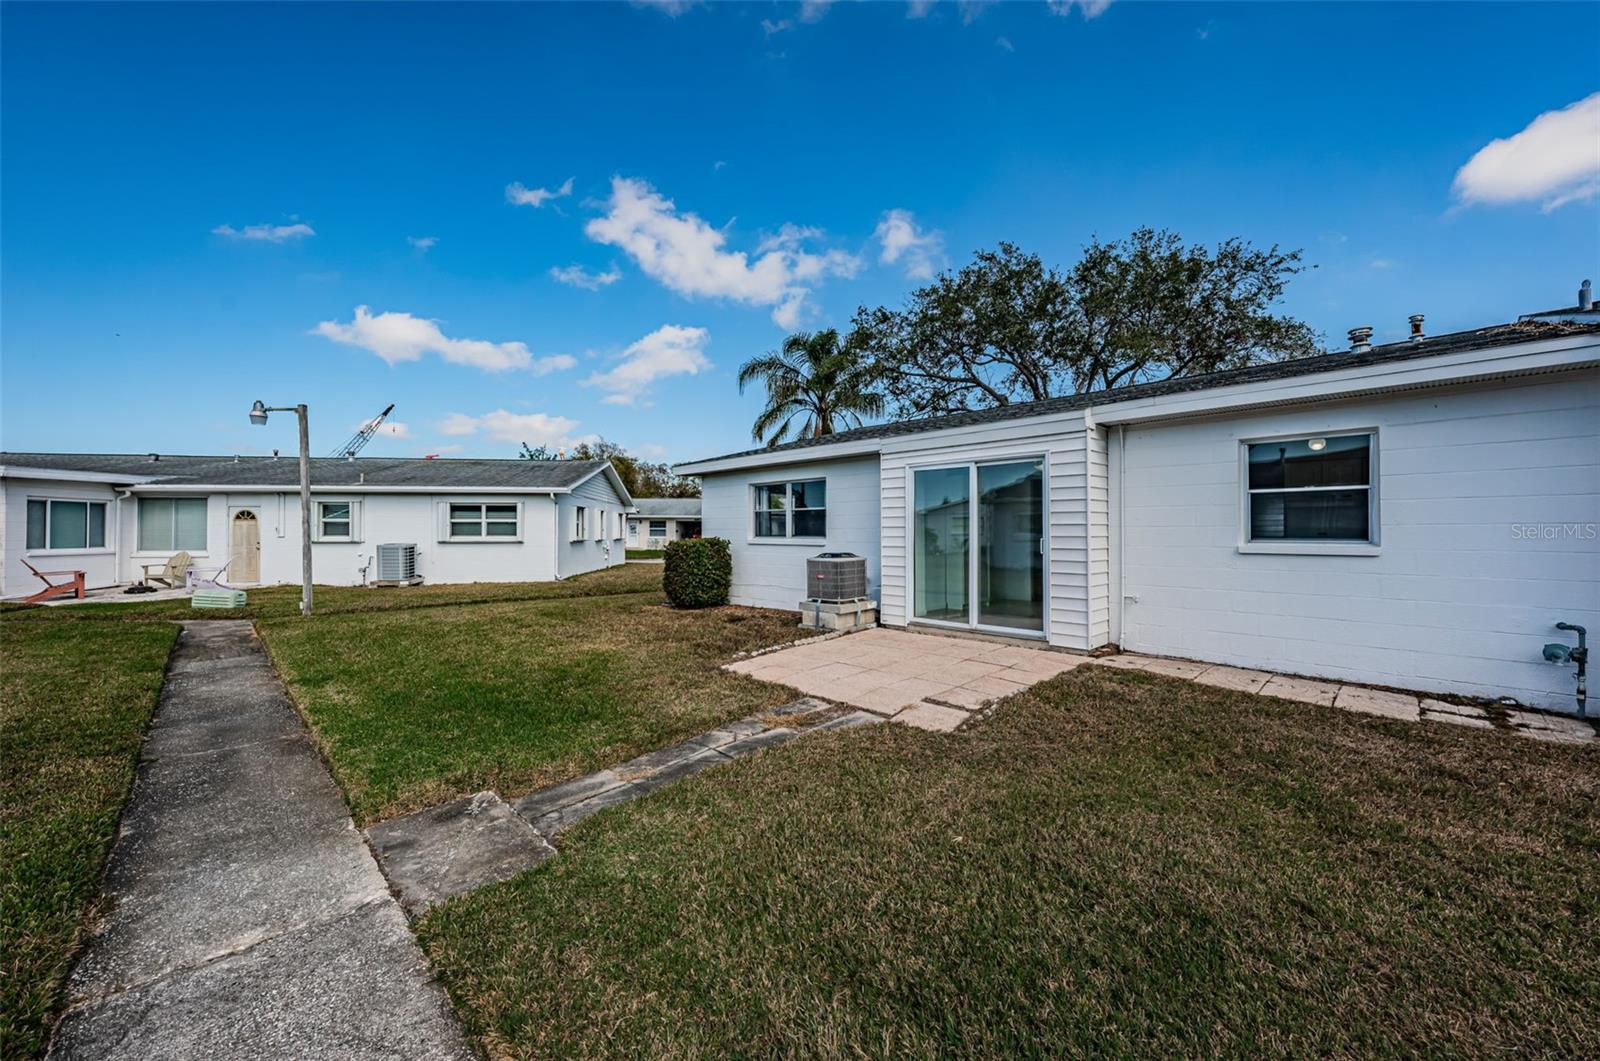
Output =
[
  {"x1": 699, "y1": 455, "x2": 881, "y2": 611},
  {"x1": 123, "y1": 491, "x2": 564, "y2": 588},
  {"x1": 556, "y1": 473, "x2": 629, "y2": 578},
  {"x1": 1114, "y1": 372, "x2": 1600, "y2": 712},
  {"x1": 1, "y1": 478, "x2": 123, "y2": 596}
]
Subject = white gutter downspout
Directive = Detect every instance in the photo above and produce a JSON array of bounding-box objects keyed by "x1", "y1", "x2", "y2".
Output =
[
  {"x1": 115, "y1": 487, "x2": 135, "y2": 583},
  {"x1": 1113, "y1": 424, "x2": 1126, "y2": 647}
]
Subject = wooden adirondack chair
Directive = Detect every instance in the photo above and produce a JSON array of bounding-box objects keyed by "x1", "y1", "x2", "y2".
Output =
[
  {"x1": 141, "y1": 551, "x2": 193, "y2": 588},
  {"x1": 20, "y1": 559, "x2": 86, "y2": 604}
]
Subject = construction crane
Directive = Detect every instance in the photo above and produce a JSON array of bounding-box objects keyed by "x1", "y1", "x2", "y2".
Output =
[{"x1": 329, "y1": 404, "x2": 395, "y2": 459}]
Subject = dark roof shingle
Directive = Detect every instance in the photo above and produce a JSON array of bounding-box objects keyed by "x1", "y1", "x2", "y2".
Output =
[
  {"x1": 680, "y1": 320, "x2": 1600, "y2": 467},
  {"x1": 0, "y1": 452, "x2": 610, "y2": 490}
]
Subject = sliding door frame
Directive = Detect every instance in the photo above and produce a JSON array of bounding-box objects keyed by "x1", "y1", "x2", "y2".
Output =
[{"x1": 905, "y1": 451, "x2": 1050, "y2": 641}]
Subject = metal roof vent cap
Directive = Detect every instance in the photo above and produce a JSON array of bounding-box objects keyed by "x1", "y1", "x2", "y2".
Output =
[
  {"x1": 1408, "y1": 314, "x2": 1425, "y2": 342},
  {"x1": 1347, "y1": 325, "x2": 1374, "y2": 353},
  {"x1": 1581, "y1": 279, "x2": 1593, "y2": 312}
]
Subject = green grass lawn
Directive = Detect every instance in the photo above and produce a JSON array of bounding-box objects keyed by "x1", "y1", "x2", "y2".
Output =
[
  {"x1": 1, "y1": 615, "x2": 178, "y2": 1058},
  {"x1": 258, "y1": 589, "x2": 804, "y2": 822},
  {"x1": 0, "y1": 562, "x2": 662, "y2": 624},
  {"x1": 624, "y1": 548, "x2": 664, "y2": 559},
  {"x1": 417, "y1": 663, "x2": 1600, "y2": 1057}
]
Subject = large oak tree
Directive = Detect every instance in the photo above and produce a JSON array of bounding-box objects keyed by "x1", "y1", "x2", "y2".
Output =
[{"x1": 851, "y1": 230, "x2": 1320, "y2": 419}]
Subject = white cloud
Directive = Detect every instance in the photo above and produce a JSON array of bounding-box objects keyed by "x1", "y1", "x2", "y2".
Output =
[
  {"x1": 438, "y1": 413, "x2": 480, "y2": 436},
  {"x1": 407, "y1": 236, "x2": 438, "y2": 251},
  {"x1": 1048, "y1": 0, "x2": 1112, "y2": 18},
  {"x1": 436, "y1": 410, "x2": 588, "y2": 448},
  {"x1": 799, "y1": 0, "x2": 833, "y2": 23},
  {"x1": 212, "y1": 222, "x2": 315, "y2": 243},
  {"x1": 874, "y1": 208, "x2": 944, "y2": 279},
  {"x1": 631, "y1": 0, "x2": 699, "y2": 14},
  {"x1": 313, "y1": 306, "x2": 575, "y2": 374},
  {"x1": 906, "y1": 0, "x2": 936, "y2": 18},
  {"x1": 996, "y1": 35, "x2": 1014, "y2": 52},
  {"x1": 637, "y1": 442, "x2": 668, "y2": 459},
  {"x1": 1452, "y1": 93, "x2": 1600, "y2": 212},
  {"x1": 1369, "y1": 258, "x2": 1394, "y2": 270},
  {"x1": 549, "y1": 263, "x2": 623, "y2": 290},
  {"x1": 958, "y1": 0, "x2": 991, "y2": 24},
  {"x1": 506, "y1": 177, "x2": 575, "y2": 208},
  {"x1": 584, "y1": 176, "x2": 858, "y2": 328},
  {"x1": 762, "y1": 17, "x2": 792, "y2": 35},
  {"x1": 583, "y1": 324, "x2": 711, "y2": 405}
]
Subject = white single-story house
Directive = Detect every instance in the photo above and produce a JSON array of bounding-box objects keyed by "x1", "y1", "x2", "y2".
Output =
[
  {"x1": 626, "y1": 497, "x2": 702, "y2": 549},
  {"x1": 0, "y1": 455, "x2": 632, "y2": 596},
  {"x1": 678, "y1": 317, "x2": 1600, "y2": 714}
]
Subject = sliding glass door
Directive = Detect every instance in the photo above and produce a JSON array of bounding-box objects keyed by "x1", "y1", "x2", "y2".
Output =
[{"x1": 912, "y1": 459, "x2": 1045, "y2": 635}]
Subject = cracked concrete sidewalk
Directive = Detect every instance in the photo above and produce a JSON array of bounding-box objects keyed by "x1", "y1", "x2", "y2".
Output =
[
  {"x1": 364, "y1": 698, "x2": 882, "y2": 916},
  {"x1": 47, "y1": 621, "x2": 471, "y2": 1061}
]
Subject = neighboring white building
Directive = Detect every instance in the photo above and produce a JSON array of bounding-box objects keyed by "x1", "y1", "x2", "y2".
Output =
[
  {"x1": 0, "y1": 455, "x2": 632, "y2": 595},
  {"x1": 626, "y1": 497, "x2": 702, "y2": 549},
  {"x1": 679, "y1": 320, "x2": 1600, "y2": 714}
]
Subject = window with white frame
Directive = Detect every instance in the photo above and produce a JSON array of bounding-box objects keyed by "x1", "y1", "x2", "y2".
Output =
[
  {"x1": 138, "y1": 497, "x2": 207, "y2": 551},
  {"x1": 449, "y1": 502, "x2": 519, "y2": 540},
  {"x1": 615, "y1": 511, "x2": 625, "y2": 539},
  {"x1": 27, "y1": 499, "x2": 108, "y2": 551},
  {"x1": 573, "y1": 506, "x2": 587, "y2": 541},
  {"x1": 753, "y1": 479, "x2": 826, "y2": 539},
  {"x1": 648, "y1": 519, "x2": 667, "y2": 538},
  {"x1": 594, "y1": 509, "x2": 605, "y2": 541},
  {"x1": 316, "y1": 500, "x2": 357, "y2": 542},
  {"x1": 1245, "y1": 433, "x2": 1374, "y2": 543}
]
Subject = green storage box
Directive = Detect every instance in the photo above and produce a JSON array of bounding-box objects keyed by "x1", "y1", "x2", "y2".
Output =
[{"x1": 191, "y1": 588, "x2": 248, "y2": 610}]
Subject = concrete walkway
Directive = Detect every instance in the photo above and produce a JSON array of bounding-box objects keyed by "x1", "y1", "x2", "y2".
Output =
[
  {"x1": 365, "y1": 698, "x2": 881, "y2": 915},
  {"x1": 49, "y1": 622, "x2": 470, "y2": 1061},
  {"x1": 1093, "y1": 653, "x2": 1597, "y2": 745}
]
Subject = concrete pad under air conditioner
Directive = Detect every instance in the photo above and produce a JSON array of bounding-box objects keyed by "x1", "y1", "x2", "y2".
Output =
[{"x1": 797, "y1": 598, "x2": 878, "y2": 632}]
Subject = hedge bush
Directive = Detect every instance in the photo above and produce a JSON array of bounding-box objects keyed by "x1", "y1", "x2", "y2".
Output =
[{"x1": 663, "y1": 537, "x2": 732, "y2": 608}]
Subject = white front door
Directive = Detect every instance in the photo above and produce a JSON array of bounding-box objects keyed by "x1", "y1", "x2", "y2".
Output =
[{"x1": 230, "y1": 509, "x2": 261, "y2": 582}]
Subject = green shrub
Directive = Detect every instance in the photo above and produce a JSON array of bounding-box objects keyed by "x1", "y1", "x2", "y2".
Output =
[{"x1": 663, "y1": 538, "x2": 731, "y2": 608}]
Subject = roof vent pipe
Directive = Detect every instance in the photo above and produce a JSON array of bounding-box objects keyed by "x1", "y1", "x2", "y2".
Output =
[
  {"x1": 1408, "y1": 314, "x2": 1425, "y2": 342},
  {"x1": 1581, "y1": 279, "x2": 1593, "y2": 312},
  {"x1": 1347, "y1": 325, "x2": 1374, "y2": 353},
  {"x1": 148, "y1": 452, "x2": 159, "y2": 462}
]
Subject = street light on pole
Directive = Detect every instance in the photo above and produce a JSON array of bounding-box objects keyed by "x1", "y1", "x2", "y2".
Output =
[{"x1": 249, "y1": 400, "x2": 314, "y2": 617}]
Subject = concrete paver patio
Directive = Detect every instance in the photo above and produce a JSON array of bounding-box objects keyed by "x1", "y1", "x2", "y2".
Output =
[
  {"x1": 730, "y1": 628, "x2": 1597, "y2": 744},
  {"x1": 725, "y1": 627, "x2": 1087, "y2": 730}
]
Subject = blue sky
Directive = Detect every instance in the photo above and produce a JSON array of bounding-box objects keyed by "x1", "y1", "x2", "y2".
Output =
[{"x1": 2, "y1": 1, "x2": 1596, "y2": 466}]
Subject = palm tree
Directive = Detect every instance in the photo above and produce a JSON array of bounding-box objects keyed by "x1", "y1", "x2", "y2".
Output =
[{"x1": 737, "y1": 329, "x2": 884, "y2": 447}]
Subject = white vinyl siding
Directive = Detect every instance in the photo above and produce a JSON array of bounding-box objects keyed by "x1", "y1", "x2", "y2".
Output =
[
  {"x1": 138, "y1": 497, "x2": 207, "y2": 552},
  {"x1": 879, "y1": 412, "x2": 1092, "y2": 649}
]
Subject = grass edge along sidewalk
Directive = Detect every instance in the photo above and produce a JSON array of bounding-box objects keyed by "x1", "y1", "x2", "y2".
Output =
[{"x1": 1, "y1": 615, "x2": 179, "y2": 1059}]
